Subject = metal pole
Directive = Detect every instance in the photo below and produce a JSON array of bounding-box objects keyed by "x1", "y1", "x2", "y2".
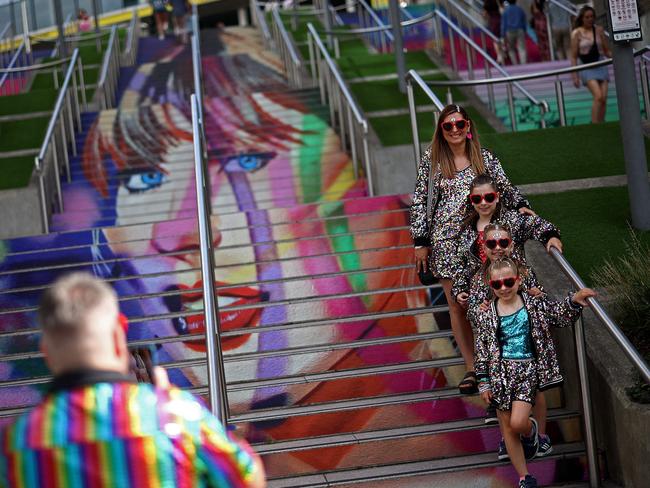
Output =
[
  {"x1": 449, "y1": 29, "x2": 458, "y2": 73},
  {"x1": 388, "y1": 0, "x2": 406, "y2": 92},
  {"x1": 191, "y1": 94, "x2": 229, "y2": 423},
  {"x1": 507, "y1": 83, "x2": 517, "y2": 131},
  {"x1": 574, "y1": 315, "x2": 600, "y2": 488},
  {"x1": 612, "y1": 43, "x2": 650, "y2": 229},
  {"x1": 323, "y1": 0, "x2": 333, "y2": 49},
  {"x1": 362, "y1": 124, "x2": 374, "y2": 197},
  {"x1": 446, "y1": 87, "x2": 453, "y2": 105},
  {"x1": 406, "y1": 77, "x2": 421, "y2": 169},
  {"x1": 466, "y1": 42, "x2": 474, "y2": 80},
  {"x1": 52, "y1": 0, "x2": 66, "y2": 57},
  {"x1": 347, "y1": 104, "x2": 359, "y2": 179},
  {"x1": 555, "y1": 79, "x2": 566, "y2": 126},
  {"x1": 308, "y1": 29, "x2": 316, "y2": 78},
  {"x1": 290, "y1": 0, "x2": 297, "y2": 30},
  {"x1": 486, "y1": 64, "x2": 495, "y2": 112},
  {"x1": 545, "y1": 4, "x2": 555, "y2": 61},
  {"x1": 21, "y1": 0, "x2": 31, "y2": 55},
  {"x1": 38, "y1": 171, "x2": 49, "y2": 233}
]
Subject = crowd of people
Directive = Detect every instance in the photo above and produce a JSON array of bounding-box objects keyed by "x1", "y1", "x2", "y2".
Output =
[
  {"x1": 152, "y1": 0, "x2": 190, "y2": 42},
  {"x1": 411, "y1": 104, "x2": 596, "y2": 488},
  {"x1": 482, "y1": 2, "x2": 611, "y2": 123}
]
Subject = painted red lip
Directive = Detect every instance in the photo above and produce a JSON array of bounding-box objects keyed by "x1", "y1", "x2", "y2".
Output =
[{"x1": 177, "y1": 281, "x2": 266, "y2": 351}]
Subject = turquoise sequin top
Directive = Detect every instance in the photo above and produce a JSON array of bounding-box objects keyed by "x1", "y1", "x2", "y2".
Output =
[{"x1": 498, "y1": 306, "x2": 534, "y2": 359}]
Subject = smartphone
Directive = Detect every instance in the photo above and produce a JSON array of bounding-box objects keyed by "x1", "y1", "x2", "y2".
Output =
[{"x1": 129, "y1": 346, "x2": 157, "y2": 384}]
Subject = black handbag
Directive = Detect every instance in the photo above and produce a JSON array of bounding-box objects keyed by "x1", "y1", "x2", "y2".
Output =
[
  {"x1": 418, "y1": 267, "x2": 436, "y2": 286},
  {"x1": 416, "y1": 164, "x2": 438, "y2": 287}
]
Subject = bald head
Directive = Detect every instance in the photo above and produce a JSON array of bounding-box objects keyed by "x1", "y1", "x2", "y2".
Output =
[{"x1": 39, "y1": 273, "x2": 128, "y2": 375}]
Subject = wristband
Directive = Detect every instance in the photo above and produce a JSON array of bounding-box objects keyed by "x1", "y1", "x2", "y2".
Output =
[{"x1": 478, "y1": 383, "x2": 492, "y2": 394}]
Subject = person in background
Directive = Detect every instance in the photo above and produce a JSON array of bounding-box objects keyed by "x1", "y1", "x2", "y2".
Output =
[
  {"x1": 77, "y1": 8, "x2": 91, "y2": 32},
  {"x1": 570, "y1": 5, "x2": 611, "y2": 123},
  {"x1": 171, "y1": 0, "x2": 190, "y2": 44},
  {"x1": 530, "y1": 0, "x2": 550, "y2": 61},
  {"x1": 483, "y1": 0, "x2": 505, "y2": 64},
  {"x1": 547, "y1": 0, "x2": 572, "y2": 60},
  {"x1": 501, "y1": 0, "x2": 528, "y2": 64},
  {"x1": 0, "y1": 273, "x2": 266, "y2": 488},
  {"x1": 151, "y1": 0, "x2": 170, "y2": 40}
]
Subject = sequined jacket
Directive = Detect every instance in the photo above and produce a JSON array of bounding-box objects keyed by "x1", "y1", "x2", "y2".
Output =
[
  {"x1": 474, "y1": 293, "x2": 582, "y2": 391},
  {"x1": 410, "y1": 147, "x2": 530, "y2": 247},
  {"x1": 450, "y1": 208, "x2": 560, "y2": 300}
]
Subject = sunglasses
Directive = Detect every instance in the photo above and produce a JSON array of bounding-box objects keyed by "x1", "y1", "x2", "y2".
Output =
[
  {"x1": 441, "y1": 119, "x2": 468, "y2": 132},
  {"x1": 489, "y1": 276, "x2": 518, "y2": 290},
  {"x1": 469, "y1": 192, "x2": 498, "y2": 205},
  {"x1": 485, "y1": 237, "x2": 512, "y2": 250}
]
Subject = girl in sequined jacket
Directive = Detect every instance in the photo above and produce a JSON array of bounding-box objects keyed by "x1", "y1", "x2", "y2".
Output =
[
  {"x1": 474, "y1": 258, "x2": 596, "y2": 488},
  {"x1": 410, "y1": 104, "x2": 533, "y2": 394},
  {"x1": 451, "y1": 174, "x2": 562, "y2": 305}
]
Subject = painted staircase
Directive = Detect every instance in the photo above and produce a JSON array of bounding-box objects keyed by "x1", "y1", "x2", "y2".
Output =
[{"x1": 0, "y1": 24, "x2": 593, "y2": 487}]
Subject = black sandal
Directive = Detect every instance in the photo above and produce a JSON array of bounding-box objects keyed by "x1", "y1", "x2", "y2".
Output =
[{"x1": 458, "y1": 371, "x2": 478, "y2": 395}]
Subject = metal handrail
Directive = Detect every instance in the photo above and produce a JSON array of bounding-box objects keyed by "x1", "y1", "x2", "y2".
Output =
[
  {"x1": 405, "y1": 69, "x2": 446, "y2": 169},
  {"x1": 190, "y1": 93, "x2": 229, "y2": 424},
  {"x1": 421, "y1": 45, "x2": 650, "y2": 85},
  {"x1": 97, "y1": 25, "x2": 120, "y2": 109},
  {"x1": 307, "y1": 22, "x2": 374, "y2": 196},
  {"x1": 122, "y1": 8, "x2": 140, "y2": 66},
  {"x1": 250, "y1": 0, "x2": 273, "y2": 48},
  {"x1": 0, "y1": 54, "x2": 72, "y2": 73},
  {"x1": 0, "y1": 39, "x2": 24, "y2": 95},
  {"x1": 445, "y1": 0, "x2": 499, "y2": 43},
  {"x1": 358, "y1": 0, "x2": 393, "y2": 40},
  {"x1": 550, "y1": 248, "x2": 650, "y2": 383},
  {"x1": 435, "y1": 9, "x2": 549, "y2": 130},
  {"x1": 320, "y1": 10, "x2": 436, "y2": 36},
  {"x1": 271, "y1": 6, "x2": 303, "y2": 88},
  {"x1": 35, "y1": 48, "x2": 82, "y2": 234}
]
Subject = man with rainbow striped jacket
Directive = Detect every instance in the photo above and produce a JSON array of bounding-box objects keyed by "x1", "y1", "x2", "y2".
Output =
[{"x1": 0, "y1": 273, "x2": 266, "y2": 488}]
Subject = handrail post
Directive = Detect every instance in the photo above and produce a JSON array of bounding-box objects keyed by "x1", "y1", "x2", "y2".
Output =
[
  {"x1": 308, "y1": 31, "x2": 316, "y2": 78},
  {"x1": 190, "y1": 94, "x2": 229, "y2": 424},
  {"x1": 362, "y1": 123, "x2": 374, "y2": 197},
  {"x1": 555, "y1": 79, "x2": 566, "y2": 126},
  {"x1": 449, "y1": 29, "x2": 458, "y2": 73},
  {"x1": 36, "y1": 161, "x2": 49, "y2": 234},
  {"x1": 574, "y1": 313, "x2": 601, "y2": 488},
  {"x1": 485, "y1": 63, "x2": 495, "y2": 112},
  {"x1": 406, "y1": 76, "x2": 421, "y2": 170},
  {"x1": 347, "y1": 104, "x2": 359, "y2": 179},
  {"x1": 506, "y1": 83, "x2": 517, "y2": 131},
  {"x1": 465, "y1": 42, "x2": 474, "y2": 80}
]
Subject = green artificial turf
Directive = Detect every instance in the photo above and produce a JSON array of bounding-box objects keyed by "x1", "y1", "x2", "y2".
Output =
[
  {"x1": 481, "y1": 122, "x2": 650, "y2": 185},
  {"x1": 0, "y1": 90, "x2": 58, "y2": 116},
  {"x1": 350, "y1": 76, "x2": 465, "y2": 113},
  {"x1": 0, "y1": 117, "x2": 50, "y2": 152},
  {"x1": 369, "y1": 105, "x2": 496, "y2": 146},
  {"x1": 338, "y1": 51, "x2": 439, "y2": 78},
  {"x1": 30, "y1": 67, "x2": 99, "y2": 91},
  {"x1": 0, "y1": 156, "x2": 35, "y2": 190},
  {"x1": 528, "y1": 187, "x2": 650, "y2": 282}
]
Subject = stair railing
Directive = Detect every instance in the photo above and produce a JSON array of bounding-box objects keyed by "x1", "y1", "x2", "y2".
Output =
[
  {"x1": 190, "y1": 8, "x2": 229, "y2": 423},
  {"x1": 0, "y1": 39, "x2": 25, "y2": 95},
  {"x1": 97, "y1": 25, "x2": 120, "y2": 109},
  {"x1": 270, "y1": 6, "x2": 304, "y2": 88},
  {"x1": 34, "y1": 48, "x2": 83, "y2": 234},
  {"x1": 315, "y1": 9, "x2": 436, "y2": 60},
  {"x1": 250, "y1": 0, "x2": 274, "y2": 50},
  {"x1": 404, "y1": 69, "x2": 446, "y2": 167},
  {"x1": 419, "y1": 45, "x2": 650, "y2": 129},
  {"x1": 122, "y1": 8, "x2": 140, "y2": 66},
  {"x1": 307, "y1": 22, "x2": 375, "y2": 196},
  {"x1": 434, "y1": 9, "x2": 549, "y2": 130},
  {"x1": 356, "y1": 0, "x2": 393, "y2": 53},
  {"x1": 549, "y1": 248, "x2": 650, "y2": 488}
]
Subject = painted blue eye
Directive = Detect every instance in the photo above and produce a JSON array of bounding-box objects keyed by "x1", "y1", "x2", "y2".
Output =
[
  {"x1": 123, "y1": 171, "x2": 166, "y2": 193},
  {"x1": 222, "y1": 152, "x2": 275, "y2": 173}
]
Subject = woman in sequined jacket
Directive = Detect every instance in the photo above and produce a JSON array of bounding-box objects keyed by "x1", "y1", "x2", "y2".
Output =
[
  {"x1": 410, "y1": 104, "x2": 533, "y2": 393},
  {"x1": 451, "y1": 174, "x2": 562, "y2": 305}
]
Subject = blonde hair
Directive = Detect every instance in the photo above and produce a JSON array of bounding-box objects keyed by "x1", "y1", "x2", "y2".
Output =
[
  {"x1": 431, "y1": 104, "x2": 484, "y2": 179},
  {"x1": 487, "y1": 257, "x2": 521, "y2": 280}
]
